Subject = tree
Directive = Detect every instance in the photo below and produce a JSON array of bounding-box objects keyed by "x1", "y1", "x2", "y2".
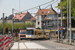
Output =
[{"x1": 56, "y1": 0, "x2": 75, "y2": 17}]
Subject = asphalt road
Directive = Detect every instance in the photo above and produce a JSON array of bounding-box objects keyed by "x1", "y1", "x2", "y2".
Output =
[{"x1": 11, "y1": 39, "x2": 74, "y2": 50}]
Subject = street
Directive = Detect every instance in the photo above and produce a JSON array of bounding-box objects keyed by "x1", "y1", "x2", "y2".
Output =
[{"x1": 10, "y1": 39, "x2": 75, "y2": 50}]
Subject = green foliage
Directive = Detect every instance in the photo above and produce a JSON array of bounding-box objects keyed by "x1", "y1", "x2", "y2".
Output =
[
  {"x1": 56, "y1": 0, "x2": 75, "y2": 17},
  {"x1": 0, "y1": 22, "x2": 35, "y2": 30}
]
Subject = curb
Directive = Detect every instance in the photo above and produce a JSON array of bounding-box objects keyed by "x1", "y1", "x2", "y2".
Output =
[
  {"x1": 8, "y1": 43, "x2": 14, "y2": 50},
  {"x1": 54, "y1": 41, "x2": 75, "y2": 46}
]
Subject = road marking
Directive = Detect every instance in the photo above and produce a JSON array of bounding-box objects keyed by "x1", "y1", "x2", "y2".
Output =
[
  {"x1": 23, "y1": 42, "x2": 28, "y2": 50},
  {"x1": 11, "y1": 42, "x2": 48, "y2": 50},
  {"x1": 18, "y1": 42, "x2": 19, "y2": 50},
  {"x1": 25, "y1": 42, "x2": 48, "y2": 49},
  {"x1": 11, "y1": 42, "x2": 18, "y2": 50},
  {"x1": 19, "y1": 42, "x2": 27, "y2": 50}
]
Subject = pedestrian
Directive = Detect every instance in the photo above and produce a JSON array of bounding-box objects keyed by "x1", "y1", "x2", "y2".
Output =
[
  {"x1": 8, "y1": 31, "x2": 11, "y2": 35},
  {"x1": 50, "y1": 35, "x2": 52, "y2": 40},
  {"x1": 14, "y1": 32, "x2": 18, "y2": 41}
]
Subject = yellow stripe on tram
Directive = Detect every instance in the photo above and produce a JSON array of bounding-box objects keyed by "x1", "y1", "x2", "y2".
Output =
[{"x1": 36, "y1": 30, "x2": 40, "y2": 39}]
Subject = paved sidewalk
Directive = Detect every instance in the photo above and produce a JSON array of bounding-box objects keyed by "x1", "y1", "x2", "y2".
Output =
[{"x1": 42, "y1": 40, "x2": 75, "y2": 50}]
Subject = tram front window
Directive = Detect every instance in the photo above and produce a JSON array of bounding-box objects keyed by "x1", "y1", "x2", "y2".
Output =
[
  {"x1": 27, "y1": 30, "x2": 33, "y2": 35},
  {"x1": 20, "y1": 32, "x2": 26, "y2": 34}
]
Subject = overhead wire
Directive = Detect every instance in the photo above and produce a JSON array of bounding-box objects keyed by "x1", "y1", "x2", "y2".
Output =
[
  {"x1": 30, "y1": 0, "x2": 58, "y2": 15},
  {"x1": 13, "y1": 0, "x2": 58, "y2": 14},
  {"x1": 44, "y1": 0, "x2": 58, "y2": 9},
  {"x1": 20, "y1": 0, "x2": 54, "y2": 12}
]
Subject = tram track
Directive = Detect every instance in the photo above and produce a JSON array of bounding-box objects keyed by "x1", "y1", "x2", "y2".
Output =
[{"x1": 19, "y1": 39, "x2": 30, "y2": 50}]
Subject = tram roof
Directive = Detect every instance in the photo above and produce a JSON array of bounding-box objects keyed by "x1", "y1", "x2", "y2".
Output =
[{"x1": 26, "y1": 27, "x2": 35, "y2": 29}]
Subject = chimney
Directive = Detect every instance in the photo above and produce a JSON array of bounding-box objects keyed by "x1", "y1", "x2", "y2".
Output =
[
  {"x1": 50, "y1": 4, "x2": 53, "y2": 10},
  {"x1": 39, "y1": 6, "x2": 41, "y2": 11},
  {"x1": 21, "y1": 12, "x2": 22, "y2": 14}
]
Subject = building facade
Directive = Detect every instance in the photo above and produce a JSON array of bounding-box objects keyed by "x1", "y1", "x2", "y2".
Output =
[{"x1": 32, "y1": 8, "x2": 60, "y2": 30}]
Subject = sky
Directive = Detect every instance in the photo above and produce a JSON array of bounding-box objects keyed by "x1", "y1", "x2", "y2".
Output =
[{"x1": 0, "y1": 0, "x2": 60, "y2": 18}]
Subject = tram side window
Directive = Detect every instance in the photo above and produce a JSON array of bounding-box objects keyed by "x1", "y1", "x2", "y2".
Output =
[
  {"x1": 27, "y1": 30, "x2": 34, "y2": 35},
  {"x1": 30, "y1": 30, "x2": 34, "y2": 35}
]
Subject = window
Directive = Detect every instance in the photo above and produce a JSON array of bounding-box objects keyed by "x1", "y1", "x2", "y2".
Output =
[
  {"x1": 38, "y1": 16, "x2": 39, "y2": 20},
  {"x1": 48, "y1": 16, "x2": 52, "y2": 19},
  {"x1": 38, "y1": 22, "x2": 40, "y2": 25},
  {"x1": 42, "y1": 12, "x2": 43, "y2": 14},
  {"x1": 41, "y1": 15, "x2": 43, "y2": 17},
  {"x1": 27, "y1": 30, "x2": 34, "y2": 35},
  {"x1": 35, "y1": 17, "x2": 36, "y2": 19},
  {"x1": 48, "y1": 21, "x2": 49, "y2": 25},
  {"x1": 48, "y1": 15, "x2": 55, "y2": 19},
  {"x1": 20, "y1": 32, "x2": 26, "y2": 34}
]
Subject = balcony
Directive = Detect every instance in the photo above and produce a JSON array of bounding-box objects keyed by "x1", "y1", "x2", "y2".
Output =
[
  {"x1": 41, "y1": 18, "x2": 45, "y2": 21},
  {"x1": 47, "y1": 23, "x2": 53, "y2": 25},
  {"x1": 47, "y1": 26, "x2": 57, "y2": 30}
]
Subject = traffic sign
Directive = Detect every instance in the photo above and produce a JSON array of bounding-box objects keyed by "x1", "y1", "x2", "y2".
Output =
[
  {"x1": 59, "y1": 30, "x2": 63, "y2": 32},
  {"x1": 59, "y1": 26, "x2": 63, "y2": 30},
  {"x1": 59, "y1": 26, "x2": 63, "y2": 32}
]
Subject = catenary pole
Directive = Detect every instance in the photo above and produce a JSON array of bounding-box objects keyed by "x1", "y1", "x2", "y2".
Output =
[
  {"x1": 61, "y1": 0, "x2": 63, "y2": 42},
  {"x1": 69, "y1": 0, "x2": 71, "y2": 44},
  {"x1": 67, "y1": 0, "x2": 69, "y2": 39},
  {"x1": 12, "y1": 9, "x2": 14, "y2": 40},
  {"x1": 3, "y1": 13, "x2": 4, "y2": 36},
  {"x1": 3, "y1": 13, "x2": 4, "y2": 50},
  {"x1": 19, "y1": 0, "x2": 20, "y2": 12},
  {"x1": 57, "y1": 12, "x2": 59, "y2": 42}
]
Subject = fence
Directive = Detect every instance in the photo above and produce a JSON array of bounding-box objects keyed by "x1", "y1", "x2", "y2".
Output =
[{"x1": 0, "y1": 35, "x2": 13, "y2": 50}]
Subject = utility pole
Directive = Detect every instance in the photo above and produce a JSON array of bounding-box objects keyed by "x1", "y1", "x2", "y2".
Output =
[
  {"x1": 19, "y1": 0, "x2": 20, "y2": 13},
  {"x1": 12, "y1": 8, "x2": 14, "y2": 40},
  {"x1": 3, "y1": 13, "x2": 4, "y2": 35},
  {"x1": 61, "y1": 0, "x2": 63, "y2": 42},
  {"x1": 67, "y1": 0, "x2": 69, "y2": 39},
  {"x1": 69, "y1": 0, "x2": 71, "y2": 44},
  {"x1": 57, "y1": 12, "x2": 59, "y2": 42},
  {"x1": 3, "y1": 13, "x2": 4, "y2": 50}
]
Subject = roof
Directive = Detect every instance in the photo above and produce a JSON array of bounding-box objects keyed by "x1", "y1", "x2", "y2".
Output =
[
  {"x1": 32, "y1": 9, "x2": 57, "y2": 20},
  {"x1": 8, "y1": 15, "x2": 14, "y2": 20},
  {"x1": 32, "y1": 17, "x2": 36, "y2": 20},
  {"x1": 35, "y1": 9, "x2": 56, "y2": 15},
  {"x1": 36, "y1": 9, "x2": 50, "y2": 15},
  {"x1": 13, "y1": 12, "x2": 28, "y2": 21}
]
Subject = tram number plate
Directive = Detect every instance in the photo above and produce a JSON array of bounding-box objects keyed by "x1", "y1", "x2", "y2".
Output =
[{"x1": 28, "y1": 36, "x2": 29, "y2": 38}]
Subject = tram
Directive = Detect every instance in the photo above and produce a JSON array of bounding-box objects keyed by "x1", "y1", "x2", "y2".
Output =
[{"x1": 26, "y1": 27, "x2": 50, "y2": 39}]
